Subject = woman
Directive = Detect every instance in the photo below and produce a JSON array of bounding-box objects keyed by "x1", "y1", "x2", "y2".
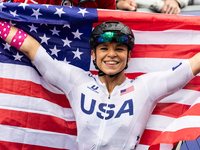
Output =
[{"x1": 0, "y1": 20, "x2": 199, "y2": 149}]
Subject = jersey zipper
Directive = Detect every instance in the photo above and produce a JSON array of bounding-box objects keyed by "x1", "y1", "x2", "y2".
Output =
[{"x1": 95, "y1": 94, "x2": 111, "y2": 150}]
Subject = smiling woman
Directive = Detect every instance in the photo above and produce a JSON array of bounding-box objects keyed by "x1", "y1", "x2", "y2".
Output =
[{"x1": 1, "y1": 20, "x2": 200, "y2": 149}]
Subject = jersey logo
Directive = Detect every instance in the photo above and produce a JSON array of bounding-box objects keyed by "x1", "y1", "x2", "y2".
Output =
[
  {"x1": 172, "y1": 62, "x2": 182, "y2": 71},
  {"x1": 87, "y1": 85, "x2": 99, "y2": 93},
  {"x1": 81, "y1": 93, "x2": 134, "y2": 120},
  {"x1": 120, "y1": 85, "x2": 134, "y2": 96}
]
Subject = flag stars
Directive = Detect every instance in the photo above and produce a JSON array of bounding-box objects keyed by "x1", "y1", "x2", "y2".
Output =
[
  {"x1": 50, "y1": 27, "x2": 60, "y2": 36},
  {"x1": 9, "y1": 21, "x2": 16, "y2": 26},
  {"x1": 18, "y1": 3, "x2": 29, "y2": 10},
  {"x1": 63, "y1": 24, "x2": 70, "y2": 28},
  {"x1": 0, "y1": 3, "x2": 6, "y2": 11},
  {"x1": 43, "y1": 4, "x2": 51, "y2": 8},
  {"x1": 3, "y1": 43, "x2": 11, "y2": 51},
  {"x1": 31, "y1": 8, "x2": 42, "y2": 19},
  {"x1": 62, "y1": 37, "x2": 72, "y2": 47},
  {"x1": 78, "y1": 8, "x2": 89, "y2": 17},
  {"x1": 54, "y1": 7, "x2": 65, "y2": 18},
  {"x1": 28, "y1": 24, "x2": 38, "y2": 32},
  {"x1": 13, "y1": 52, "x2": 23, "y2": 61},
  {"x1": 63, "y1": 57, "x2": 70, "y2": 64},
  {"x1": 10, "y1": 10, "x2": 19, "y2": 17},
  {"x1": 49, "y1": 46, "x2": 60, "y2": 57},
  {"x1": 39, "y1": 34, "x2": 50, "y2": 44},
  {"x1": 72, "y1": 29, "x2": 83, "y2": 39},
  {"x1": 72, "y1": 48, "x2": 83, "y2": 59}
]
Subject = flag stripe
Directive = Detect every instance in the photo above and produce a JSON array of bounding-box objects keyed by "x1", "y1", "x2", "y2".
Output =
[
  {"x1": 0, "y1": 124, "x2": 77, "y2": 149},
  {"x1": 97, "y1": 10, "x2": 200, "y2": 31},
  {"x1": 152, "y1": 103, "x2": 190, "y2": 118},
  {"x1": 139, "y1": 129, "x2": 162, "y2": 145},
  {"x1": 0, "y1": 108, "x2": 77, "y2": 135},
  {"x1": 132, "y1": 45, "x2": 199, "y2": 59},
  {"x1": 0, "y1": 62, "x2": 64, "y2": 94},
  {"x1": 0, "y1": 140, "x2": 69, "y2": 150},
  {"x1": 153, "y1": 127, "x2": 200, "y2": 144},
  {"x1": 0, "y1": 93, "x2": 75, "y2": 121},
  {"x1": 134, "y1": 30, "x2": 200, "y2": 45},
  {"x1": 0, "y1": 77, "x2": 71, "y2": 108}
]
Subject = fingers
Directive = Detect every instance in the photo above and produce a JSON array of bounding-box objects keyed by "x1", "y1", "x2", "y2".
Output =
[
  {"x1": 117, "y1": 1, "x2": 137, "y2": 11},
  {"x1": 161, "y1": 0, "x2": 180, "y2": 14}
]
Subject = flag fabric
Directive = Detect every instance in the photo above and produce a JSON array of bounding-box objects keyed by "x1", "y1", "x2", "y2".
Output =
[{"x1": 0, "y1": 2, "x2": 200, "y2": 150}]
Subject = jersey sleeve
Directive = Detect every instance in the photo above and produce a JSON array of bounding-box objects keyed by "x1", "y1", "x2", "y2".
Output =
[
  {"x1": 141, "y1": 60, "x2": 195, "y2": 102},
  {"x1": 32, "y1": 45, "x2": 85, "y2": 95}
]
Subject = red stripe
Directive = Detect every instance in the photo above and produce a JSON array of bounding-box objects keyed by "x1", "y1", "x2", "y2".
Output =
[
  {"x1": 125, "y1": 73, "x2": 144, "y2": 79},
  {"x1": 0, "y1": 109, "x2": 77, "y2": 135},
  {"x1": 97, "y1": 10, "x2": 200, "y2": 31},
  {"x1": 152, "y1": 103, "x2": 190, "y2": 118},
  {"x1": 151, "y1": 127, "x2": 200, "y2": 146},
  {"x1": 0, "y1": 77, "x2": 71, "y2": 108},
  {"x1": 149, "y1": 103, "x2": 200, "y2": 146},
  {"x1": 180, "y1": 102, "x2": 200, "y2": 117},
  {"x1": 132, "y1": 45, "x2": 200, "y2": 59},
  {"x1": 0, "y1": 140, "x2": 69, "y2": 150},
  {"x1": 139, "y1": 129, "x2": 162, "y2": 145}
]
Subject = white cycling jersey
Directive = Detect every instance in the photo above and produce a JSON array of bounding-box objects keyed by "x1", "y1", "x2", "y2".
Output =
[{"x1": 33, "y1": 46, "x2": 194, "y2": 150}]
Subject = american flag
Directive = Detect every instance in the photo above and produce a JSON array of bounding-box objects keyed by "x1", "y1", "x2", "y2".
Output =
[{"x1": 1, "y1": 2, "x2": 200, "y2": 150}]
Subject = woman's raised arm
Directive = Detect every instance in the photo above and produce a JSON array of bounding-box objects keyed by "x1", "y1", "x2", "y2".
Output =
[{"x1": 1, "y1": 20, "x2": 40, "y2": 61}]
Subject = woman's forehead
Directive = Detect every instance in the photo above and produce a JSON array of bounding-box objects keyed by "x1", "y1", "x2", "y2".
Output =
[{"x1": 97, "y1": 42, "x2": 128, "y2": 48}]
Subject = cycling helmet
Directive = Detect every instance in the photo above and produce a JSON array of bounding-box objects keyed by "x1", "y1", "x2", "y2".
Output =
[{"x1": 90, "y1": 21, "x2": 134, "y2": 51}]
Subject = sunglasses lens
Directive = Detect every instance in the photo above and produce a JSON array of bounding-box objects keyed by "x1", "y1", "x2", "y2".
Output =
[{"x1": 97, "y1": 32, "x2": 129, "y2": 44}]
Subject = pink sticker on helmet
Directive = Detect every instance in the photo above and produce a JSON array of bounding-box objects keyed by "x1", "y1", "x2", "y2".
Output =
[
  {"x1": 0, "y1": 20, "x2": 11, "y2": 40},
  {"x1": 10, "y1": 29, "x2": 28, "y2": 50}
]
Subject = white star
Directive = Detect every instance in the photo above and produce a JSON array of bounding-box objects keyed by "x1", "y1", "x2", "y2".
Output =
[
  {"x1": 49, "y1": 46, "x2": 60, "y2": 57},
  {"x1": 3, "y1": 43, "x2": 11, "y2": 51},
  {"x1": 40, "y1": 23, "x2": 48, "y2": 26},
  {"x1": 43, "y1": 4, "x2": 51, "y2": 8},
  {"x1": 72, "y1": 48, "x2": 83, "y2": 59},
  {"x1": 54, "y1": 7, "x2": 65, "y2": 18},
  {"x1": 0, "y1": 2, "x2": 6, "y2": 11},
  {"x1": 72, "y1": 29, "x2": 83, "y2": 39},
  {"x1": 28, "y1": 24, "x2": 38, "y2": 32},
  {"x1": 77, "y1": 8, "x2": 89, "y2": 17},
  {"x1": 63, "y1": 57, "x2": 70, "y2": 64},
  {"x1": 31, "y1": 8, "x2": 42, "y2": 19},
  {"x1": 50, "y1": 27, "x2": 60, "y2": 36},
  {"x1": 13, "y1": 52, "x2": 23, "y2": 61},
  {"x1": 10, "y1": 10, "x2": 19, "y2": 17},
  {"x1": 9, "y1": 21, "x2": 16, "y2": 26},
  {"x1": 39, "y1": 34, "x2": 50, "y2": 44},
  {"x1": 62, "y1": 37, "x2": 72, "y2": 47},
  {"x1": 63, "y1": 24, "x2": 70, "y2": 28},
  {"x1": 18, "y1": 3, "x2": 29, "y2": 9}
]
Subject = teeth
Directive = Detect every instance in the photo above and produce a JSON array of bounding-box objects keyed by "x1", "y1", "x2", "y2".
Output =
[{"x1": 106, "y1": 61, "x2": 117, "y2": 64}]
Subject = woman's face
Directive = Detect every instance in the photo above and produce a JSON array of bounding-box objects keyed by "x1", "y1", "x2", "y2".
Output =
[{"x1": 92, "y1": 42, "x2": 131, "y2": 76}]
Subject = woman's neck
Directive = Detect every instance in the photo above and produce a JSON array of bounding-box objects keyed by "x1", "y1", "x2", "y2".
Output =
[{"x1": 99, "y1": 72, "x2": 126, "y2": 94}]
